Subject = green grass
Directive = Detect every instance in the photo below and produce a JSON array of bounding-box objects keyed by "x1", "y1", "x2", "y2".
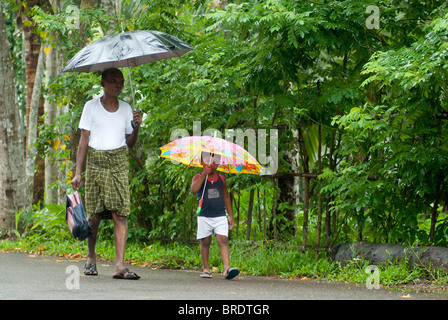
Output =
[
  {"x1": 2, "y1": 233, "x2": 448, "y2": 293},
  {"x1": 1, "y1": 203, "x2": 447, "y2": 293}
]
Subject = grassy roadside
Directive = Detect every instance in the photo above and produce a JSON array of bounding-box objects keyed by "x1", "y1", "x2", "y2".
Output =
[{"x1": 1, "y1": 233, "x2": 448, "y2": 294}]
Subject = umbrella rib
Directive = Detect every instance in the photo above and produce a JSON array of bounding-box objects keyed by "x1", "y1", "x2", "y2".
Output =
[{"x1": 187, "y1": 149, "x2": 201, "y2": 168}]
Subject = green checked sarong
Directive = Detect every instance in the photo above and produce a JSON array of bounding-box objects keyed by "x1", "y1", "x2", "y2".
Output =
[{"x1": 85, "y1": 146, "x2": 130, "y2": 220}]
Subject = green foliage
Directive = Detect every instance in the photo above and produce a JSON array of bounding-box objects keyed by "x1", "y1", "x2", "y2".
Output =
[
  {"x1": 5, "y1": 0, "x2": 446, "y2": 249},
  {"x1": 321, "y1": 6, "x2": 448, "y2": 246}
]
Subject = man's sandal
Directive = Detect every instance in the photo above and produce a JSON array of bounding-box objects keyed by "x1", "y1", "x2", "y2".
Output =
[
  {"x1": 113, "y1": 268, "x2": 140, "y2": 280},
  {"x1": 83, "y1": 263, "x2": 98, "y2": 276}
]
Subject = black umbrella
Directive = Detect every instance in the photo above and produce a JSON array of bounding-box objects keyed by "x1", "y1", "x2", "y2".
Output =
[
  {"x1": 62, "y1": 30, "x2": 195, "y2": 73},
  {"x1": 62, "y1": 30, "x2": 195, "y2": 126}
]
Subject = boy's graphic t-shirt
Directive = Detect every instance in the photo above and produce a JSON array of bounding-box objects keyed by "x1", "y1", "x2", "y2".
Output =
[
  {"x1": 196, "y1": 174, "x2": 226, "y2": 218},
  {"x1": 207, "y1": 188, "x2": 220, "y2": 199}
]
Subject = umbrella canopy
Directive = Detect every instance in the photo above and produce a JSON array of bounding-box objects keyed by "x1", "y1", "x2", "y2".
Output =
[
  {"x1": 159, "y1": 136, "x2": 262, "y2": 175},
  {"x1": 62, "y1": 30, "x2": 195, "y2": 73},
  {"x1": 160, "y1": 135, "x2": 262, "y2": 215}
]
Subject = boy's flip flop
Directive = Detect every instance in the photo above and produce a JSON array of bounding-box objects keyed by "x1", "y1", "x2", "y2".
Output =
[
  {"x1": 224, "y1": 267, "x2": 239, "y2": 280},
  {"x1": 200, "y1": 271, "x2": 213, "y2": 278}
]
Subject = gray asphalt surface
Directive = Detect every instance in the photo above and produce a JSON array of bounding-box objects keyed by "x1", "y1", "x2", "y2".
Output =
[{"x1": 1, "y1": 251, "x2": 447, "y2": 302}]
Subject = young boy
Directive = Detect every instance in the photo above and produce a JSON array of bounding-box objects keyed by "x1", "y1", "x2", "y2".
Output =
[{"x1": 190, "y1": 152, "x2": 240, "y2": 280}]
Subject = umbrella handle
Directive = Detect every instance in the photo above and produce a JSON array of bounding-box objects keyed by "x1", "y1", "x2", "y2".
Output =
[
  {"x1": 123, "y1": 36, "x2": 138, "y2": 129},
  {"x1": 196, "y1": 174, "x2": 208, "y2": 215},
  {"x1": 196, "y1": 199, "x2": 204, "y2": 215}
]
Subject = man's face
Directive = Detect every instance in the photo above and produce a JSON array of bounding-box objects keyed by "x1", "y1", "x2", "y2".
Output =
[{"x1": 102, "y1": 72, "x2": 124, "y2": 98}]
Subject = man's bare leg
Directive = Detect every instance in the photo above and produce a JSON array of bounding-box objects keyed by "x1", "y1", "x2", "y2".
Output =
[
  {"x1": 85, "y1": 216, "x2": 101, "y2": 275},
  {"x1": 111, "y1": 212, "x2": 139, "y2": 279},
  {"x1": 112, "y1": 211, "x2": 127, "y2": 273}
]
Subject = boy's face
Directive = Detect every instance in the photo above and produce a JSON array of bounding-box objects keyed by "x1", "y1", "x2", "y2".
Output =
[{"x1": 201, "y1": 152, "x2": 221, "y2": 171}]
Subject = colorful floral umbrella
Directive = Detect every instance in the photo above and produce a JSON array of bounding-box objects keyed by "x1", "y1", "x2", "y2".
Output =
[
  {"x1": 159, "y1": 136, "x2": 262, "y2": 215},
  {"x1": 159, "y1": 136, "x2": 262, "y2": 175}
]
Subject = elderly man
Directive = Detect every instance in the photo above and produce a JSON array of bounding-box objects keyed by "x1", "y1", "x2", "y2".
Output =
[{"x1": 72, "y1": 68, "x2": 142, "y2": 280}]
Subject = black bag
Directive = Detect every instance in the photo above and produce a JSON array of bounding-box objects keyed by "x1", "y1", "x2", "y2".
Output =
[{"x1": 66, "y1": 191, "x2": 93, "y2": 241}]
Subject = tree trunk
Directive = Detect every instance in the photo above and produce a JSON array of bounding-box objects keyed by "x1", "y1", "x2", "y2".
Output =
[
  {"x1": 43, "y1": 44, "x2": 59, "y2": 205},
  {"x1": 246, "y1": 188, "x2": 254, "y2": 241},
  {"x1": 44, "y1": 0, "x2": 63, "y2": 205},
  {"x1": 325, "y1": 130, "x2": 340, "y2": 246},
  {"x1": 22, "y1": 0, "x2": 41, "y2": 134},
  {"x1": 212, "y1": 0, "x2": 227, "y2": 10},
  {"x1": 0, "y1": 2, "x2": 28, "y2": 232},
  {"x1": 325, "y1": 131, "x2": 336, "y2": 246},
  {"x1": 298, "y1": 126, "x2": 310, "y2": 247},
  {"x1": 429, "y1": 182, "x2": 444, "y2": 245},
  {"x1": 26, "y1": 46, "x2": 45, "y2": 204},
  {"x1": 302, "y1": 176, "x2": 310, "y2": 247},
  {"x1": 278, "y1": 145, "x2": 299, "y2": 237},
  {"x1": 14, "y1": 1, "x2": 52, "y2": 207},
  {"x1": 272, "y1": 178, "x2": 279, "y2": 241},
  {"x1": 21, "y1": 0, "x2": 51, "y2": 204},
  {"x1": 316, "y1": 124, "x2": 323, "y2": 247},
  {"x1": 263, "y1": 190, "x2": 267, "y2": 239},
  {"x1": 70, "y1": 0, "x2": 99, "y2": 187},
  {"x1": 234, "y1": 190, "x2": 240, "y2": 240},
  {"x1": 101, "y1": 0, "x2": 118, "y2": 31}
]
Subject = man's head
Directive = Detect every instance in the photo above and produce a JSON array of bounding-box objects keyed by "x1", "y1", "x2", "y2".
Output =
[{"x1": 101, "y1": 68, "x2": 124, "y2": 98}]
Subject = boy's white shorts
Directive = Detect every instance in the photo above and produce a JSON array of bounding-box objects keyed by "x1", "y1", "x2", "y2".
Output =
[{"x1": 197, "y1": 216, "x2": 229, "y2": 239}]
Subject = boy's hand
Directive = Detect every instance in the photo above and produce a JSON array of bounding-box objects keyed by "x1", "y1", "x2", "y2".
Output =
[
  {"x1": 228, "y1": 217, "x2": 234, "y2": 230},
  {"x1": 202, "y1": 166, "x2": 213, "y2": 175}
]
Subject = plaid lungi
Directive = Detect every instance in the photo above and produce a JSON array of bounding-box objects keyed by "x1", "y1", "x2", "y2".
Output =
[{"x1": 85, "y1": 146, "x2": 130, "y2": 220}]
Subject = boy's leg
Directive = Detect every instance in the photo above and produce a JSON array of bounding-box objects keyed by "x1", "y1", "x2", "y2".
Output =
[
  {"x1": 200, "y1": 236, "x2": 212, "y2": 273},
  {"x1": 216, "y1": 234, "x2": 230, "y2": 272},
  {"x1": 197, "y1": 216, "x2": 214, "y2": 276},
  {"x1": 215, "y1": 217, "x2": 239, "y2": 279}
]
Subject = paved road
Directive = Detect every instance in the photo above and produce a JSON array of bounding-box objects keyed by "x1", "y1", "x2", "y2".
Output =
[{"x1": 1, "y1": 251, "x2": 447, "y2": 304}]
